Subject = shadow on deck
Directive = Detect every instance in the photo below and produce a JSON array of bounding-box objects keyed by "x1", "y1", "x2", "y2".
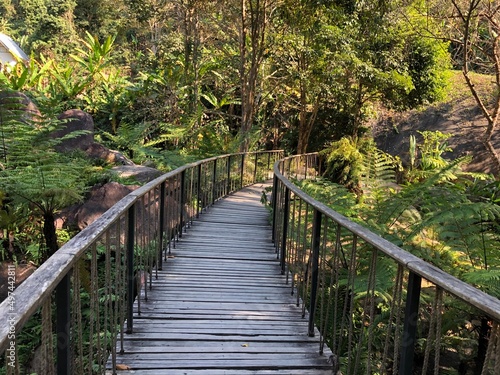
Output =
[{"x1": 107, "y1": 183, "x2": 334, "y2": 375}]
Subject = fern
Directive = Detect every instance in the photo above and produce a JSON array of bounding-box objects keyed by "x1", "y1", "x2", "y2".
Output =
[
  {"x1": 320, "y1": 136, "x2": 367, "y2": 190},
  {"x1": 0, "y1": 91, "x2": 88, "y2": 261},
  {"x1": 294, "y1": 178, "x2": 358, "y2": 218},
  {"x1": 411, "y1": 202, "x2": 500, "y2": 270},
  {"x1": 463, "y1": 269, "x2": 500, "y2": 298},
  {"x1": 359, "y1": 147, "x2": 400, "y2": 222}
]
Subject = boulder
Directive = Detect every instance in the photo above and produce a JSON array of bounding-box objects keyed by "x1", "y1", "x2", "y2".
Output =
[
  {"x1": 53, "y1": 109, "x2": 94, "y2": 152},
  {"x1": 85, "y1": 142, "x2": 135, "y2": 166},
  {"x1": 111, "y1": 165, "x2": 163, "y2": 184},
  {"x1": 56, "y1": 182, "x2": 139, "y2": 230},
  {"x1": 50, "y1": 109, "x2": 135, "y2": 165},
  {"x1": 0, "y1": 90, "x2": 41, "y2": 123}
]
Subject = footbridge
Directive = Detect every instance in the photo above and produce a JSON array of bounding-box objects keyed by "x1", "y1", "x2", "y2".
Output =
[{"x1": 1, "y1": 151, "x2": 500, "y2": 374}]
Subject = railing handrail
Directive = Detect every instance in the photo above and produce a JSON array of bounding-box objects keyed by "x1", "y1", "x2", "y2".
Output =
[
  {"x1": 274, "y1": 153, "x2": 500, "y2": 321},
  {"x1": 0, "y1": 150, "x2": 282, "y2": 355}
]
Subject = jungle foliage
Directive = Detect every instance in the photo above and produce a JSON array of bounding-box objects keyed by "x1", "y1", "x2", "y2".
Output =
[
  {"x1": 0, "y1": 0, "x2": 451, "y2": 156},
  {"x1": 0, "y1": 0, "x2": 455, "y2": 263},
  {"x1": 299, "y1": 132, "x2": 500, "y2": 372},
  {"x1": 0, "y1": 1, "x2": 499, "y2": 372},
  {"x1": 316, "y1": 132, "x2": 500, "y2": 290}
]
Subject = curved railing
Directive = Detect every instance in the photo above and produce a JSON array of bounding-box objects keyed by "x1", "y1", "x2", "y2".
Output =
[
  {"x1": 0, "y1": 150, "x2": 283, "y2": 375},
  {"x1": 272, "y1": 153, "x2": 500, "y2": 375}
]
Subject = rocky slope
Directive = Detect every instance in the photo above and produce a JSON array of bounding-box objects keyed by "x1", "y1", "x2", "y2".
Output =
[{"x1": 371, "y1": 72, "x2": 500, "y2": 176}]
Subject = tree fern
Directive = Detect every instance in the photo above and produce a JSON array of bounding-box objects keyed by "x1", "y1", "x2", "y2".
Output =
[
  {"x1": 359, "y1": 147, "x2": 400, "y2": 222},
  {"x1": 0, "y1": 90, "x2": 88, "y2": 262},
  {"x1": 463, "y1": 269, "x2": 500, "y2": 298},
  {"x1": 295, "y1": 178, "x2": 359, "y2": 218},
  {"x1": 320, "y1": 136, "x2": 367, "y2": 190},
  {"x1": 408, "y1": 202, "x2": 500, "y2": 271},
  {"x1": 100, "y1": 120, "x2": 168, "y2": 162}
]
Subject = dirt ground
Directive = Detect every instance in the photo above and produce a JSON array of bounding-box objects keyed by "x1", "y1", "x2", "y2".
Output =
[{"x1": 372, "y1": 74, "x2": 500, "y2": 176}]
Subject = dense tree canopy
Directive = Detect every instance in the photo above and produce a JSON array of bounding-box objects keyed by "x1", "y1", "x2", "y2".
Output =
[{"x1": 1, "y1": 0, "x2": 450, "y2": 156}]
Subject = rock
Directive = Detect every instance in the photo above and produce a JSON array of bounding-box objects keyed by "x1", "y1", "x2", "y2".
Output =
[
  {"x1": 85, "y1": 142, "x2": 135, "y2": 166},
  {"x1": 51, "y1": 109, "x2": 135, "y2": 166},
  {"x1": 371, "y1": 93, "x2": 500, "y2": 176},
  {"x1": 56, "y1": 182, "x2": 139, "y2": 230},
  {"x1": 53, "y1": 109, "x2": 95, "y2": 152},
  {"x1": 56, "y1": 180, "x2": 180, "y2": 251},
  {"x1": 111, "y1": 165, "x2": 163, "y2": 184},
  {"x1": 0, "y1": 263, "x2": 36, "y2": 304},
  {"x1": 0, "y1": 90, "x2": 41, "y2": 122}
]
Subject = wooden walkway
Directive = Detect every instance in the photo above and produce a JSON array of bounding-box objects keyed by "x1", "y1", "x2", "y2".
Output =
[{"x1": 108, "y1": 183, "x2": 334, "y2": 375}]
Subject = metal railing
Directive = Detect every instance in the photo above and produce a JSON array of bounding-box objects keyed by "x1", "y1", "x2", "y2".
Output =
[
  {"x1": 0, "y1": 150, "x2": 283, "y2": 375},
  {"x1": 272, "y1": 153, "x2": 500, "y2": 375}
]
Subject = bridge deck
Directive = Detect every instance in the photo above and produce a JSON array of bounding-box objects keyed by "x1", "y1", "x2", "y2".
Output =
[{"x1": 108, "y1": 183, "x2": 333, "y2": 375}]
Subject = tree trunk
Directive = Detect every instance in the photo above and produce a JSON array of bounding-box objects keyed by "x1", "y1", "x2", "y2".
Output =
[
  {"x1": 181, "y1": 1, "x2": 201, "y2": 117},
  {"x1": 42, "y1": 211, "x2": 59, "y2": 261},
  {"x1": 237, "y1": 0, "x2": 269, "y2": 152},
  {"x1": 297, "y1": 52, "x2": 307, "y2": 155},
  {"x1": 296, "y1": 95, "x2": 321, "y2": 155},
  {"x1": 238, "y1": 0, "x2": 250, "y2": 152}
]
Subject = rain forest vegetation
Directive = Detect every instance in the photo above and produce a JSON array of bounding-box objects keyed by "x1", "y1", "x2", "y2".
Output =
[
  {"x1": 0, "y1": 1, "x2": 497, "y2": 281},
  {"x1": 0, "y1": 0, "x2": 450, "y2": 154},
  {"x1": 0, "y1": 0, "x2": 453, "y2": 263},
  {"x1": 0, "y1": 1, "x2": 500, "y2": 373}
]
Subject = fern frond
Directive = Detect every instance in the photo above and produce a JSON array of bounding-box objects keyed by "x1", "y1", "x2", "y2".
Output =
[
  {"x1": 407, "y1": 202, "x2": 500, "y2": 270},
  {"x1": 352, "y1": 256, "x2": 397, "y2": 298},
  {"x1": 463, "y1": 269, "x2": 500, "y2": 298},
  {"x1": 295, "y1": 178, "x2": 358, "y2": 217},
  {"x1": 360, "y1": 148, "x2": 397, "y2": 187}
]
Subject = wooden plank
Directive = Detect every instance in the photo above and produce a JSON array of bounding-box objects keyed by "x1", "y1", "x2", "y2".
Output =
[
  {"x1": 117, "y1": 341, "x2": 324, "y2": 353},
  {"x1": 110, "y1": 358, "x2": 332, "y2": 369},
  {"x1": 106, "y1": 369, "x2": 333, "y2": 375},
  {"x1": 129, "y1": 320, "x2": 310, "y2": 330},
  {"x1": 107, "y1": 183, "x2": 333, "y2": 373},
  {"x1": 131, "y1": 313, "x2": 305, "y2": 321}
]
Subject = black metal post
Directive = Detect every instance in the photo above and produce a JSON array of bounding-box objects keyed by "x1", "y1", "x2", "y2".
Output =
[
  {"x1": 158, "y1": 182, "x2": 166, "y2": 271},
  {"x1": 212, "y1": 159, "x2": 217, "y2": 204},
  {"x1": 399, "y1": 271, "x2": 422, "y2": 375},
  {"x1": 126, "y1": 206, "x2": 135, "y2": 334},
  {"x1": 240, "y1": 154, "x2": 245, "y2": 189},
  {"x1": 280, "y1": 187, "x2": 290, "y2": 275},
  {"x1": 226, "y1": 155, "x2": 231, "y2": 195},
  {"x1": 253, "y1": 153, "x2": 258, "y2": 183},
  {"x1": 308, "y1": 209, "x2": 322, "y2": 336},
  {"x1": 197, "y1": 164, "x2": 202, "y2": 218},
  {"x1": 56, "y1": 273, "x2": 71, "y2": 375},
  {"x1": 179, "y1": 171, "x2": 185, "y2": 238},
  {"x1": 271, "y1": 175, "x2": 278, "y2": 243}
]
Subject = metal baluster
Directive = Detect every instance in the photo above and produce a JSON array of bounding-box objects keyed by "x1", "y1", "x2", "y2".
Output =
[
  {"x1": 56, "y1": 273, "x2": 71, "y2": 375},
  {"x1": 280, "y1": 187, "x2": 290, "y2": 275},
  {"x1": 399, "y1": 271, "x2": 422, "y2": 375},
  {"x1": 126, "y1": 205, "x2": 135, "y2": 334},
  {"x1": 308, "y1": 209, "x2": 322, "y2": 337}
]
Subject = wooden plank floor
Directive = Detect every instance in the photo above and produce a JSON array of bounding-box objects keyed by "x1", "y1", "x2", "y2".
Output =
[{"x1": 107, "y1": 183, "x2": 334, "y2": 375}]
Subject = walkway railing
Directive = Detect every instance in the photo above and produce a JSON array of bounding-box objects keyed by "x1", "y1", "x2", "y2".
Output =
[
  {"x1": 272, "y1": 153, "x2": 500, "y2": 375},
  {"x1": 0, "y1": 150, "x2": 282, "y2": 375}
]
